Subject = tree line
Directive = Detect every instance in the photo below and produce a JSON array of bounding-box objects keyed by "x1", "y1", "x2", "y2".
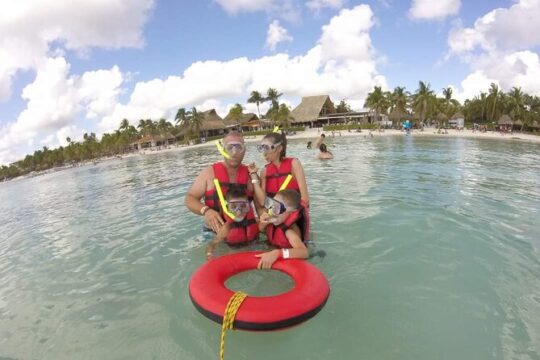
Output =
[{"x1": 363, "y1": 81, "x2": 540, "y2": 130}]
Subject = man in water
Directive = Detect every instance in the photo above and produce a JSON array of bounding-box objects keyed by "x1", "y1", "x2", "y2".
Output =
[{"x1": 185, "y1": 131, "x2": 257, "y2": 233}]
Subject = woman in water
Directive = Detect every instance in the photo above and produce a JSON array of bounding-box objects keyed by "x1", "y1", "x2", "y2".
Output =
[{"x1": 248, "y1": 131, "x2": 309, "y2": 208}]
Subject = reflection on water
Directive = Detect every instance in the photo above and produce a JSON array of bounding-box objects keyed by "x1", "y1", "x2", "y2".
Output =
[{"x1": 0, "y1": 136, "x2": 539, "y2": 359}]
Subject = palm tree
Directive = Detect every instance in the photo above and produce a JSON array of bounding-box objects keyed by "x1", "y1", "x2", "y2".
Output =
[
  {"x1": 487, "y1": 83, "x2": 504, "y2": 122},
  {"x1": 507, "y1": 87, "x2": 526, "y2": 130},
  {"x1": 178, "y1": 107, "x2": 204, "y2": 140},
  {"x1": 266, "y1": 88, "x2": 282, "y2": 112},
  {"x1": 364, "y1": 86, "x2": 389, "y2": 124},
  {"x1": 247, "y1": 91, "x2": 264, "y2": 119},
  {"x1": 175, "y1": 108, "x2": 187, "y2": 125},
  {"x1": 440, "y1": 87, "x2": 461, "y2": 127},
  {"x1": 389, "y1": 86, "x2": 409, "y2": 127},
  {"x1": 412, "y1": 81, "x2": 436, "y2": 126},
  {"x1": 119, "y1": 119, "x2": 130, "y2": 131},
  {"x1": 227, "y1": 103, "x2": 244, "y2": 125}
]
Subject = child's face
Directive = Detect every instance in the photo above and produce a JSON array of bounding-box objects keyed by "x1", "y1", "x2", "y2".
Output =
[
  {"x1": 227, "y1": 197, "x2": 250, "y2": 221},
  {"x1": 266, "y1": 195, "x2": 294, "y2": 225}
]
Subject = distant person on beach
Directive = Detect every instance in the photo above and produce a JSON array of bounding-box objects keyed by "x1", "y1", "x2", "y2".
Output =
[
  {"x1": 248, "y1": 131, "x2": 309, "y2": 208},
  {"x1": 255, "y1": 189, "x2": 309, "y2": 269},
  {"x1": 185, "y1": 131, "x2": 254, "y2": 234},
  {"x1": 314, "y1": 133, "x2": 326, "y2": 148},
  {"x1": 205, "y1": 185, "x2": 258, "y2": 260},
  {"x1": 317, "y1": 144, "x2": 334, "y2": 160},
  {"x1": 307, "y1": 141, "x2": 312, "y2": 149}
]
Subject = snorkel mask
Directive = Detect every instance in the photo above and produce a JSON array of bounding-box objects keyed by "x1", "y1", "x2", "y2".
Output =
[
  {"x1": 227, "y1": 200, "x2": 250, "y2": 222},
  {"x1": 215, "y1": 140, "x2": 246, "y2": 159}
]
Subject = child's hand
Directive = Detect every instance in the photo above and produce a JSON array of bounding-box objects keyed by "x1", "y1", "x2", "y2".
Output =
[
  {"x1": 259, "y1": 211, "x2": 271, "y2": 224},
  {"x1": 206, "y1": 244, "x2": 216, "y2": 261},
  {"x1": 255, "y1": 250, "x2": 279, "y2": 269},
  {"x1": 247, "y1": 162, "x2": 258, "y2": 175}
]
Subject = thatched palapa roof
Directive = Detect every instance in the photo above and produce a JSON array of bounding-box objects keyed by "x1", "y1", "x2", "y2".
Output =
[
  {"x1": 290, "y1": 95, "x2": 335, "y2": 123},
  {"x1": 200, "y1": 109, "x2": 226, "y2": 131},
  {"x1": 498, "y1": 114, "x2": 513, "y2": 125},
  {"x1": 223, "y1": 113, "x2": 259, "y2": 126}
]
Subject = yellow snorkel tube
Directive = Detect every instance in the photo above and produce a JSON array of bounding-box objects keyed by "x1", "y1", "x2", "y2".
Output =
[
  {"x1": 213, "y1": 179, "x2": 236, "y2": 220},
  {"x1": 215, "y1": 140, "x2": 231, "y2": 159},
  {"x1": 273, "y1": 126, "x2": 280, "y2": 133}
]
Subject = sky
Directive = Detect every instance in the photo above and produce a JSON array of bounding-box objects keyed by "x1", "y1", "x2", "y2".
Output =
[{"x1": 1, "y1": 0, "x2": 540, "y2": 165}]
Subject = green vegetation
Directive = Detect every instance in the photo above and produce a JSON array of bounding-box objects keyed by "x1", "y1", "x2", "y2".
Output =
[{"x1": 364, "y1": 81, "x2": 540, "y2": 131}]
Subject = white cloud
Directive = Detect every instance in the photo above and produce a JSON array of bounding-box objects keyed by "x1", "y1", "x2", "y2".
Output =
[
  {"x1": 1, "y1": 4, "x2": 387, "y2": 165},
  {"x1": 266, "y1": 20, "x2": 293, "y2": 51},
  {"x1": 0, "y1": 57, "x2": 124, "y2": 164},
  {"x1": 447, "y1": 0, "x2": 540, "y2": 98},
  {"x1": 448, "y1": 0, "x2": 540, "y2": 55},
  {"x1": 57, "y1": 125, "x2": 85, "y2": 147},
  {"x1": 99, "y1": 4, "x2": 386, "y2": 133},
  {"x1": 306, "y1": 0, "x2": 344, "y2": 12},
  {"x1": 450, "y1": 71, "x2": 498, "y2": 104},
  {"x1": 0, "y1": 0, "x2": 153, "y2": 101},
  {"x1": 409, "y1": 0, "x2": 460, "y2": 20}
]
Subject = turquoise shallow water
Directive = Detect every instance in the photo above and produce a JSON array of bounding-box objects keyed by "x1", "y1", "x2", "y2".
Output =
[{"x1": 0, "y1": 136, "x2": 539, "y2": 359}]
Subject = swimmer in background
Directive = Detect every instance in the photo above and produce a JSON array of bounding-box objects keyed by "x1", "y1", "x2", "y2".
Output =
[{"x1": 317, "y1": 143, "x2": 333, "y2": 160}]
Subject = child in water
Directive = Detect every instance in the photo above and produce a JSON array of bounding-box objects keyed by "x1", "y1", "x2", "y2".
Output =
[
  {"x1": 256, "y1": 189, "x2": 309, "y2": 269},
  {"x1": 206, "y1": 186, "x2": 258, "y2": 259}
]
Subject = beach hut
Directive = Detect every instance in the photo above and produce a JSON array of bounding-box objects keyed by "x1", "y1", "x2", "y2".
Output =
[
  {"x1": 497, "y1": 114, "x2": 513, "y2": 132},
  {"x1": 224, "y1": 113, "x2": 261, "y2": 131},
  {"x1": 290, "y1": 95, "x2": 336, "y2": 127},
  {"x1": 200, "y1": 109, "x2": 227, "y2": 138},
  {"x1": 131, "y1": 133, "x2": 176, "y2": 150}
]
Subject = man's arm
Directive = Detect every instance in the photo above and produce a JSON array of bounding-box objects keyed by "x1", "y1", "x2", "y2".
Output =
[
  {"x1": 185, "y1": 166, "x2": 212, "y2": 215},
  {"x1": 184, "y1": 166, "x2": 225, "y2": 232}
]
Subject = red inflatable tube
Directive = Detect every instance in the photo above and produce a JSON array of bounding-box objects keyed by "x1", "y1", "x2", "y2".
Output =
[{"x1": 189, "y1": 251, "x2": 330, "y2": 331}]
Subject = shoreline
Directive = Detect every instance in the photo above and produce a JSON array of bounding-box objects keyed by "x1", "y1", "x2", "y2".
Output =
[{"x1": 4, "y1": 127, "x2": 539, "y2": 182}]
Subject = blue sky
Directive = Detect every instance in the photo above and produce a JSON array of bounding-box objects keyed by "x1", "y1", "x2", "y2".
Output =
[{"x1": 1, "y1": 0, "x2": 539, "y2": 164}]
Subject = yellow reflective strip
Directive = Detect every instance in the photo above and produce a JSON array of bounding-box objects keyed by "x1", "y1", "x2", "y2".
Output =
[
  {"x1": 215, "y1": 140, "x2": 231, "y2": 159},
  {"x1": 213, "y1": 178, "x2": 236, "y2": 220},
  {"x1": 279, "y1": 174, "x2": 293, "y2": 191}
]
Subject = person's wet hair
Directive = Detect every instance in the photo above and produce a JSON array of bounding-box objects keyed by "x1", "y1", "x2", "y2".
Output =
[
  {"x1": 277, "y1": 189, "x2": 300, "y2": 209},
  {"x1": 262, "y1": 131, "x2": 287, "y2": 159},
  {"x1": 223, "y1": 130, "x2": 244, "y2": 143},
  {"x1": 319, "y1": 143, "x2": 328, "y2": 153},
  {"x1": 307, "y1": 141, "x2": 312, "y2": 148},
  {"x1": 321, "y1": 134, "x2": 326, "y2": 138},
  {"x1": 226, "y1": 184, "x2": 248, "y2": 200}
]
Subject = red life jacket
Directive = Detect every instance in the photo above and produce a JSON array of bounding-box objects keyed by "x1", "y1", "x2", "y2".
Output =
[
  {"x1": 266, "y1": 200, "x2": 310, "y2": 248},
  {"x1": 204, "y1": 162, "x2": 251, "y2": 212},
  {"x1": 224, "y1": 210, "x2": 259, "y2": 245},
  {"x1": 265, "y1": 157, "x2": 299, "y2": 197},
  {"x1": 204, "y1": 162, "x2": 257, "y2": 245}
]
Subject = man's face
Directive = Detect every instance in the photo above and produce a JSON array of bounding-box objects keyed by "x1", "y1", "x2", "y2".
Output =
[{"x1": 222, "y1": 136, "x2": 245, "y2": 167}]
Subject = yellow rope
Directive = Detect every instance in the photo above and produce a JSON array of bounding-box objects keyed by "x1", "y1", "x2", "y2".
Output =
[{"x1": 220, "y1": 291, "x2": 248, "y2": 360}]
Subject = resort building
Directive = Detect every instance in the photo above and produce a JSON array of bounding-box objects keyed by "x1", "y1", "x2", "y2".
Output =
[
  {"x1": 290, "y1": 95, "x2": 387, "y2": 127},
  {"x1": 223, "y1": 113, "x2": 264, "y2": 131},
  {"x1": 199, "y1": 109, "x2": 227, "y2": 138}
]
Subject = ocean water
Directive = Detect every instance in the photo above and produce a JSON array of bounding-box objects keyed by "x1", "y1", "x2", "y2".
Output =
[{"x1": 0, "y1": 136, "x2": 539, "y2": 360}]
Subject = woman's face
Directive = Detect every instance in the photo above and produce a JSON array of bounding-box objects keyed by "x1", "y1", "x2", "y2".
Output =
[{"x1": 259, "y1": 139, "x2": 281, "y2": 162}]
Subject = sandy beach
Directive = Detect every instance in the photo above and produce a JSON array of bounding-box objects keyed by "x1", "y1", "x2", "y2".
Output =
[{"x1": 125, "y1": 127, "x2": 540, "y2": 159}]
